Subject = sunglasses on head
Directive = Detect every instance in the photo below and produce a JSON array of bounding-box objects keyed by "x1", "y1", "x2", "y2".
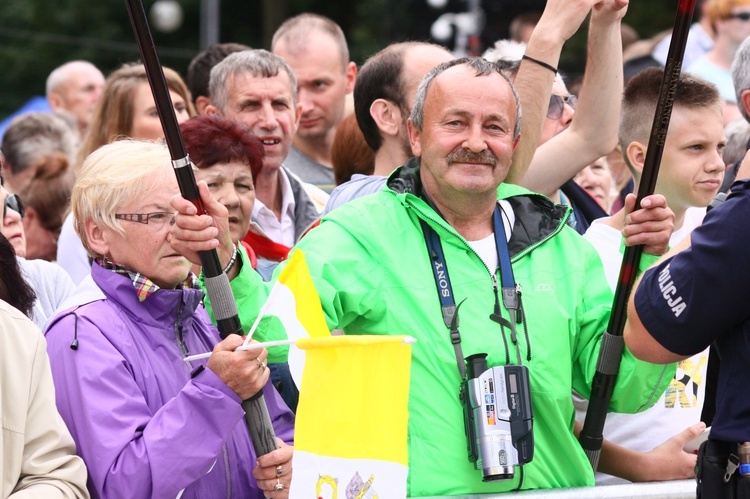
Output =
[
  {"x1": 547, "y1": 94, "x2": 577, "y2": 120},
  {"x1": 3, "y1": 194, "x2": 25, "y2": 219},
  {"x1": 730, "y1": 12, "x2": 750, "y2": 20}
]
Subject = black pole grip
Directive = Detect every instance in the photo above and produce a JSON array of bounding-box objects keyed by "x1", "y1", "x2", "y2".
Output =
[
  {"x1": 124, "y1": 0, "x2": 278, "y2": 456},
  {"x1": 246, "y1": 392, "x2": 281, "y2": 456},
  {"x1": 578, "y1": 0, "x2": 697, "y2": 469}
]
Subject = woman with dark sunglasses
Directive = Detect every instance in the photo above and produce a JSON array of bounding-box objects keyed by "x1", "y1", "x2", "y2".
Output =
[{"x1": 1, "y1": 186, "x2": 25, "y2": 258}]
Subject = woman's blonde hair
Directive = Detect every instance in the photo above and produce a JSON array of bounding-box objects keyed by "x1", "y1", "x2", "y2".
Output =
[
  {"x1": 72, "y1": 139, "x2": 172, "y2": 258},
  {"x1": 77, "y1": 63, "x2": 195, "y2": 169}
]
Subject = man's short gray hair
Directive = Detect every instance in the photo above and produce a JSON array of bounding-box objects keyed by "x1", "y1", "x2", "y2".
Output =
[
  {"x1": 732, "y1": 37, "x2": 750, "y2": 122},
  {"x1": 1, "y1": 112, "x2": 79, "y2": 175},
  {"x1": 409, "y1": 57, "x2": 522, "y2": 140},
  {"x1": 208, "y1": 49, "x2": 298, "y2": 112}
]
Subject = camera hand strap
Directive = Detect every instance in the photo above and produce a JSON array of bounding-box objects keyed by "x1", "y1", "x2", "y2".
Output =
[{"x1": 420, "y1": 203, "x2": 517, "y2": 380}]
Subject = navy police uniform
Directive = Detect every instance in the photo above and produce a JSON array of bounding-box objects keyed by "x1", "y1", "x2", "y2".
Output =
[{"x1": 634, "y1": 179, "x2": 750, "y2": 498}]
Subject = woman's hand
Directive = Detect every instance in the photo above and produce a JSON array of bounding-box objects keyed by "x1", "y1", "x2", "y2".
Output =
[
  {"x1": 169, "y1": 180, "x2": 234, "y2": 269},
  {"x1": 253, "y1": 439, "x2": 293, "y2": 498},
  {"x1": 206, "y1": 335, "x2": 269, "y2": 400}
]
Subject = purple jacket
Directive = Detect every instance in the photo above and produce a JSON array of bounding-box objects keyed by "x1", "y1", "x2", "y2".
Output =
[{"x1": 45, "y1": 263, "x2": 294, "y2": 499}]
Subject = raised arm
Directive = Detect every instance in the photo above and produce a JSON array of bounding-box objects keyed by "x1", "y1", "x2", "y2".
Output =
[
  {"x1": 518, "y1": 0, "x2": 627, "y2": 196},
  {"x1": 506, "y1": 0, "x2": 605, "y2": 184}
]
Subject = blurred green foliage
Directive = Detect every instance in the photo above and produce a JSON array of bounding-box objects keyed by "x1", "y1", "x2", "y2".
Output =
[
  {"x1": 561, "y1": 0, "x2": 678, "y2": 74},
  {"x1": 0, "y1": 0, "x2": 690, "y2": 119}
]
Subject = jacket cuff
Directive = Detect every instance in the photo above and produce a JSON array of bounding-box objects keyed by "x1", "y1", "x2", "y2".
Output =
[{"x1": 194, "y1": 364, "x2": 243, "y2": 405}]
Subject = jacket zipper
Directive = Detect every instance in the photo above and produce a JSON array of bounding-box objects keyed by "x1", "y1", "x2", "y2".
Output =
[
  {"x1": 175, "y1": 298, "x2": 189, "y2": 358},
  {"x1": 175, "y1": 297, "x2": 233, "y2": 497},
  {"x1": 223, "y1": 445, "x2": 231, "y2": 499}
]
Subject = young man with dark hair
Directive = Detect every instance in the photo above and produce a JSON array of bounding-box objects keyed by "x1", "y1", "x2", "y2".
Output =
[{"x1": 625, "y1": 150, "x2": 750, "y2": 498}]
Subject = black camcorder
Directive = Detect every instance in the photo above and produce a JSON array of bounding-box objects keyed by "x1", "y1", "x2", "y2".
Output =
[{"x1": 461, "y1": 353, "x2": 534, "y2": 481}]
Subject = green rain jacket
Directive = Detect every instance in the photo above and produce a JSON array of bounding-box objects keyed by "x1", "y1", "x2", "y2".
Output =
[{"x1": 215, "y1": 159, "x2": 675, "y2": 496}]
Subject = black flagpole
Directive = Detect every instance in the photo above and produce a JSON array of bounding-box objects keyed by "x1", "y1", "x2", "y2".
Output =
[
  {"x1": 123, "y1": 0, "x2": 279, "y2": 457},
  {"x1": 578, "y1": 0, "x2": 697, "y2": 470}
]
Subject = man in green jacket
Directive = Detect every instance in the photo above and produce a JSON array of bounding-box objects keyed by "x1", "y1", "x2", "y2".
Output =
[{"x1": 171, "y1": 57, "x2": 677, "y2": 496}]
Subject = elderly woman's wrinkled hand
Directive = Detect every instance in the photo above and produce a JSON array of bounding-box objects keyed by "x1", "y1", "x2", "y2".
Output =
[
  {"x1": 253, "y1": 439, "x2": 293, "y2": 499},
  {"x1": 169, "y1": 180, "x2": 234, "y2": 267},
  {"x1": 206, "y1": 335, "x2": 269, "y2": 400}
]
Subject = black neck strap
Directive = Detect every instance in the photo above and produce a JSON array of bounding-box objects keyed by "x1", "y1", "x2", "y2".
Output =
[{"x1": 421, "y1": 204, "x2": 518, "y2": 379}]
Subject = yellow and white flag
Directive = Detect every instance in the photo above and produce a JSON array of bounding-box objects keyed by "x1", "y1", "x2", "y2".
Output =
[
  {"x1": 263, "y1": 249, "x2": 329, "y2": 340},
  {"x1": 289, "y1": 335, "x2": 412, "y2": 499},
  {"x1": 244, "y1": 250, "x2": 330, "y2": 384}
]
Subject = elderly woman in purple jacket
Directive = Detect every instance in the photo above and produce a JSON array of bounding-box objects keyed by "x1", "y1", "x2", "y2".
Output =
[{"x1": 44, "y1": 139, "x2": 294, "y2": 499}]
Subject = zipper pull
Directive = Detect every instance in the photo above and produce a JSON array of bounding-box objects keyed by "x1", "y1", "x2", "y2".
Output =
[
  {"x1": 491, "y1": 274, "x2": 500, "y2": 316},
  {"x1": 516, "y1": 284, "x2": 524, "y2": 324},
  {"x1": 490, "y1": 274, "x2": 505, "y2": 325}
]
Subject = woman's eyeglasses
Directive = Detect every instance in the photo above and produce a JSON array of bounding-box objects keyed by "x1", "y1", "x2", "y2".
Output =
[
  {"x1": 115, "y1": 212, "x2": 176, "y2": 230},
  {"x1": 547, "y1": 94, "x2": 577, "y2": 120},
  {"x1": 730, "y1": 12, "x2": 750, "y2": 21},
  {"x1": 3, "y1": 194, "x2": 25, "y2": 219}
]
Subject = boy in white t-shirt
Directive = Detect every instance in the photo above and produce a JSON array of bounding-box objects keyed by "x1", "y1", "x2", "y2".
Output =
[{"x1": 577, "y1": 67, "x2": 727, "y2": 484}]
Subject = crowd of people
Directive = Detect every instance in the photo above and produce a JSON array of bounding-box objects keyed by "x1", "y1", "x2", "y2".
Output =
[{"x1": 2, "y1": 0, "x2": 750, "y2": 497}]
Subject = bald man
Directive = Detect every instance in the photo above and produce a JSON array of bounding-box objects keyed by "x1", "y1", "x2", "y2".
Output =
[{"x1": 46, "y1": 60, "x2": 105, "y2": 135}]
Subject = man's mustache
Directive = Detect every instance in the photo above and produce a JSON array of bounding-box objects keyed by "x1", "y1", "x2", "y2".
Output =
[{"x1": 446, "y1": 148, "x2": 497, "y2": 166}]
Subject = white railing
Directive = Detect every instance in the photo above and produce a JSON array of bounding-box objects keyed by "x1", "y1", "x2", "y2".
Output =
[{"x1": 417, "y1": 479, "x2": 695, "y2": 498}]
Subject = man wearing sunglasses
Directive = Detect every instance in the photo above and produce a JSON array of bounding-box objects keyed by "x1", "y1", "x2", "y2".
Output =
[
  {"x1": 0, "y1": 174, "x2": 75, "y2": 329},
  {"x1": 3, "y1": 193, "x2": 23, "y2": 217}
]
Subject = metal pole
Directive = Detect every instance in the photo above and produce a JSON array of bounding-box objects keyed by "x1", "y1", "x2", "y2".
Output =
[
  {"x1": 200, "y1": 0, "x2": 220, "y2": 50},
  {"x1": 124, "y1": 0, "x2": 279, "y2": 457},
  {"x1": 578, "y1": 0, "x2": 697, "y2": 471}
]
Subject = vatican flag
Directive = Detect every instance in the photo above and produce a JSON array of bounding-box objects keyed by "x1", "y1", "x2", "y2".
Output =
[
  {"x1": 244, "y1": 249, "x2": 330, "y2": 384},
  {"x1": 262, "y1": 249, "x2": 330, "y2": 341},
  {"x1": 289, "y1": 335, "x2": 412, "y2": 499}
]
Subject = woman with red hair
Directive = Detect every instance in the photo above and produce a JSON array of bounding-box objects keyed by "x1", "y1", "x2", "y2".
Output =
[
  {"x1": 181, "y1": 114, "x2": 299, "y2": 411},
  {"x1": 180, "y1": 115, "x2": 271, "y2": 275}
]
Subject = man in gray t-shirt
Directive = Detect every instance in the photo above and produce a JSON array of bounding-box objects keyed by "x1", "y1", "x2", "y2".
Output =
[{"x1": 272, "y1": 14, "x2": 357, "y2": 193}]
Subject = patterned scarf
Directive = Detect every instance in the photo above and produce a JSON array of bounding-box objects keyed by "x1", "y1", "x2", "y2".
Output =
[{"x1": 96, "y1": 258, "x2": 198, "y2": 302}]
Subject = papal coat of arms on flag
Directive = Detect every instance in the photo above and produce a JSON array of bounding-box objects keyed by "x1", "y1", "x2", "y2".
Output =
[{"x1": 289, "y1": 335, "x2": 412, "y2": 499}]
